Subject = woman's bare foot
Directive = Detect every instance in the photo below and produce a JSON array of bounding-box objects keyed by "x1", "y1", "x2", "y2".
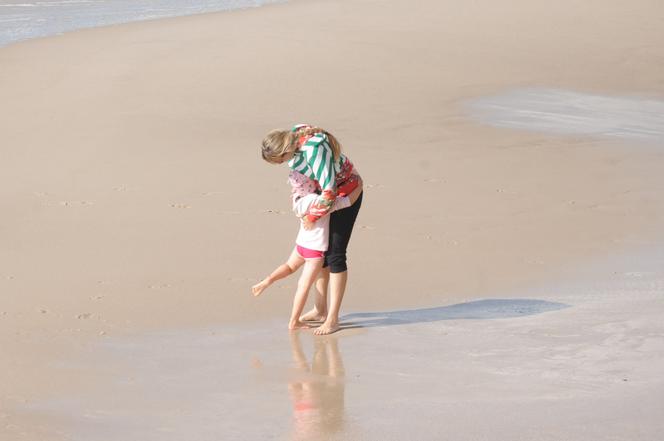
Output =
[
  {"x1": 314, "y1": 320, "x2": 340, "y2": 335},
  {"x1": 300, "y1": 307, "x2": 327, "y2": 322},
  {"x1": 288, "y1": 320, "x2": 310, "y2": 330},
  {"x1": 251, "y1": 279, "x2": 269, "y2": 297}
]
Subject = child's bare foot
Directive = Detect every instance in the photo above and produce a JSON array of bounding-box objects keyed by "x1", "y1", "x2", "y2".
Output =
[
  {"x1": 288, "y1": 320, "x2": 310, "y2": 330},
  {"x1": 314, "y1": 320, "x2": 340, "y2": 335},
  {"x1": 300, "y1": 307, "x2": 327, "y2": 322},
  {"x1": 251, "y1": 279, "x2": 269, "y2": 297}
]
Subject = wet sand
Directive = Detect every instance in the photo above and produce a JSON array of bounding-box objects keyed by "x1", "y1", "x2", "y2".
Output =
[
  {"x1": 13, "y1": 255, "x2": 664, "y2": 440},
  {"x1": 1, "y1": 0, "x2": 664, "y2": 439}
]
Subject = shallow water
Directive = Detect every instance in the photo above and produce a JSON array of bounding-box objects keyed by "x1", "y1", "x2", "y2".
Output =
[
  {"x1": 467, "y1": 88, "x2": 664, "y2": 143},
  {"x1": 0, "y1": 0, "x2": 281, "y2": 48}
]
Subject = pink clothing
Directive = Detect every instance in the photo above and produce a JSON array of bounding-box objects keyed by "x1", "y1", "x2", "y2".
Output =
[
  {"x1": 296, "y1": 245, "x2": 325, "y2": 259},
  {"x1": 288, "y1": 170, "x2": 321, "y2": 199}
]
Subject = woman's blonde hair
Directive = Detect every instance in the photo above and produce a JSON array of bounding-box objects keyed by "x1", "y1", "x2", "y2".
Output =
[{"x1": 261, "y1": 126, "x2": 342, "y2": 164}]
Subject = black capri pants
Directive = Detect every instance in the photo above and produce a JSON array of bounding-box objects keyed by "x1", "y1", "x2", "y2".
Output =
[{"x1": 323, "y1": 192, "x2": 363, "y2": 273}]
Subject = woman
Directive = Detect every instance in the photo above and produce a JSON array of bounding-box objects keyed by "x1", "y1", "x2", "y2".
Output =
[{"x1": 261, "y1": 124, "x2": 363, "y2": 335}]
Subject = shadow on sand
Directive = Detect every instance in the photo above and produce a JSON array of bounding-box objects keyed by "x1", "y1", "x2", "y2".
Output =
[{"x1": 340, "y1": 298, "x2": 569, "y2": 329}]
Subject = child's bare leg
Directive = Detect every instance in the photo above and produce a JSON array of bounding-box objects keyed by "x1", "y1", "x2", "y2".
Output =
[
  {"x1": 289, "y1": 258, "x2": 324, "y2": 330},
  {"x1": 252, "y1": 248, "x2": 303, "y2": 296},
  {"x1": 300, "y1": 267, "x2": 330, "y2": 321}
]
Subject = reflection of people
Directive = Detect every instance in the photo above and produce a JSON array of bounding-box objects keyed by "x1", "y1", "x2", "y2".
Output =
[
  {"x1": 288, "y1": 333, "x2": 345, "y2": 440},
  {"x1": 260, "y1": 124, "x2": 364, "y2": 335},
  {"x1": 252, "y1": 181, "x2": 363, "y2": 330}
]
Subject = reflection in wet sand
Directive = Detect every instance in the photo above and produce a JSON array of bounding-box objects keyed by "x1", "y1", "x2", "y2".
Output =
[{"x1": 287, "y1": 333, "x2": 346, "y2": 440}]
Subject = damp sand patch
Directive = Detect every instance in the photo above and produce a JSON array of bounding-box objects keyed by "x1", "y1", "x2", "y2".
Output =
[{"x1": 467, "y1": 88, "x2": 664, "y2": 143}]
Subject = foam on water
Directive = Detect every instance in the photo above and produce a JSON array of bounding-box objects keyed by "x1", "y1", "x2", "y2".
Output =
[
  {"x1": 467, "y1": 88, "x2": 664, "y2": 143},
  {"x1": 0, "y1": 0, "x2": 281, "y2": 48}
]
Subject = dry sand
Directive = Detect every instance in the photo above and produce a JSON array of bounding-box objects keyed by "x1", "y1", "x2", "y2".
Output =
[{"x1": 1, "y1": 0, "x2": 664, "y2": 439}]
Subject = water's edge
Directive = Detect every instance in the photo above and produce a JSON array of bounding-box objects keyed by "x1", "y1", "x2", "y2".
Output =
[{"x1": 0, "y1": 0, "x2": 284, "y2": 48}]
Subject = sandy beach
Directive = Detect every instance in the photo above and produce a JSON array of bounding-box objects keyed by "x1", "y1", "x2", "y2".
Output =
[{"x1": 2, "y1": 0, "x2": 664, "y2": 439}]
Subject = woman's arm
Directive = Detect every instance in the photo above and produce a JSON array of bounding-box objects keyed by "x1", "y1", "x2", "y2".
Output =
[
  {"x1": 298, "y1": 136, "x2": 338, "y2": 223},
  {"x1": 300, "y1": 178, "x2": 362, "y2": 231},
  {"x1": 346, "y1": 177, "x2": 363, "y2": 205}
]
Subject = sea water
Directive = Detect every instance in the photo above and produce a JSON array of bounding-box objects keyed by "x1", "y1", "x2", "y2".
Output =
[{"x1": 0, "y1": 0, "x2": 281, "y2": 48}]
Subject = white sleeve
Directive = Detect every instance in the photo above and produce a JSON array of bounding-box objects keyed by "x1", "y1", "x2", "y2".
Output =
[{"x1": 292, "y1": 194, "x2": 319, "y2": 217}]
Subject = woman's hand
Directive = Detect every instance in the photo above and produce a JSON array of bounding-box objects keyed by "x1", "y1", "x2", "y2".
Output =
[{"x1": 302, "y1": 218, "x2": 316, "y2": 230}]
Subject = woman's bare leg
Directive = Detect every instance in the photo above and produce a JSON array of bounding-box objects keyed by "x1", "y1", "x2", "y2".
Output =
[
  {"x1": 314, "y1": 270, "x2": 347, "y2": 335},
  {"x1": 300, "y1": 267, "x2": 330, "y2": 322}
]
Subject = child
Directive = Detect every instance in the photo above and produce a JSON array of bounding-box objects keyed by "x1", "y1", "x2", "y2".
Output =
[{"x1": 252, "y1": 174, "x2": 362, "y2": 330}]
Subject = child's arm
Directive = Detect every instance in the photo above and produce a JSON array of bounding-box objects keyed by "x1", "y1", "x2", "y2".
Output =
[{"x1": 292, "y1": 194, "x2": 320, "y2": 218}]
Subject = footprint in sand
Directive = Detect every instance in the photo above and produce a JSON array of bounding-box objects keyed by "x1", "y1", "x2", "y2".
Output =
[
  {"x1": 170, "y1": 203, "x2": 191, "y2": 209},
  {"x1": 227, "y1": 277, "x2": 254, "y2": 283},
  {"x1": 60, "y1": 201, "x2": 92, "y2": 207},
  {"x1": 624, "y1": 271, "x2": 653, "y2": 278}
]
